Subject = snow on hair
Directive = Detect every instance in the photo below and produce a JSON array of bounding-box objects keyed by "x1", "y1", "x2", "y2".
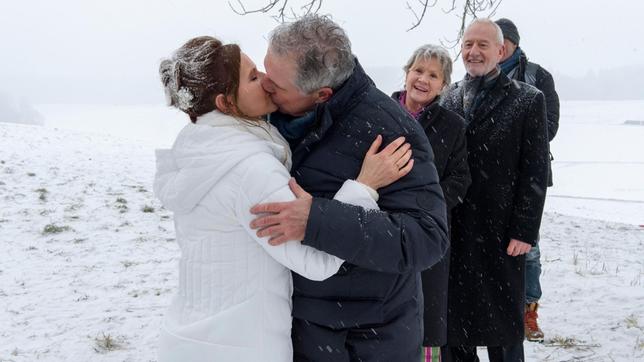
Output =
[
  {"x1": 269, "y1": 15, "x2": 354, "y2": 94},
  {"x1": 160, "y1": 55, "x2": 195, "y2": 112},
  {"x1": 159, "y1": 59, "x2": 194, "y2": 111},
  {"x1": 159, "y1": 37, "x2": 240, "y2": 122}
]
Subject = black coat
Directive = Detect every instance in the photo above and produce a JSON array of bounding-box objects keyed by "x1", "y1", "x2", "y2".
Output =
[
  {"x1": 441, "y1": 72, "x2": 549, "y2": 346},
  {"x1": 285, "y1": 60, "x2": 450, "y2": 355},
  {"x1": 510, "y1": 53, "x2": 560, "y2": 186},
  {"x1": 392, "y1": 92, "x2": 471, "y2": 346}
]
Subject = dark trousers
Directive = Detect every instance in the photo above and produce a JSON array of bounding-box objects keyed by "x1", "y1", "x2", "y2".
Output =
[
  {"x1": 292, "y1": 306, "x2": 422, "y2": 362},
  {"x1": 445, "y1": 344, "x2": 524, "y2": 362}
]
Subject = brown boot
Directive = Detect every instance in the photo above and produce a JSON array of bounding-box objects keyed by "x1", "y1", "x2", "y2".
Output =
[{"x1": 525, "y1": 302, "x2": 544, "y2": 342}]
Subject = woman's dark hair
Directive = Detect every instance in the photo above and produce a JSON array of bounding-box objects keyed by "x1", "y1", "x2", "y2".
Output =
[{"x1": 159, "y1": 36, "x2": 241, "y2": 123}]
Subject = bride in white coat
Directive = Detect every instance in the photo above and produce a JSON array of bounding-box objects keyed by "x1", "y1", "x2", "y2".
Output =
[{"x1": 154, "y1": 36, "x2": 414, "y2": 362}]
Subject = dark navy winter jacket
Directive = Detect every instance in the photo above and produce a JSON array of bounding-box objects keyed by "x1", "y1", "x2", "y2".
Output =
[{"x1": 274, "y1": 60, "x2": 449, "y2": 329}]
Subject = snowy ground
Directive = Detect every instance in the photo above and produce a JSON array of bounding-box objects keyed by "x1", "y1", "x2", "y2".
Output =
[
  {"x1": 545, "y1": 100, "x2": 644, "y2": 226},
  {"x1": 1, "y1": 101, "x2": 643, "y2": 361}
]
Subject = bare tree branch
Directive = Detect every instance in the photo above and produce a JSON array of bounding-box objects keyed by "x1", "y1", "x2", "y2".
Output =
[
  {"x1": 406, "y1": 0, "x2": 438, "y2": 31},
  {"x1": 230, "y1": 0, "x2": 503, "y2": 48},
  {"x1": 228, "y1": 0, "x2": 281, "y2": 16},
  {"x1": 436, "y1": 0, "x2": 503, "y2": 50},
  {"x1": 301, "y1": 0, "x2": 322, "y2": 15},
  {"x1": 230, "y1": 0, "x2": 324, "y2": 23}
]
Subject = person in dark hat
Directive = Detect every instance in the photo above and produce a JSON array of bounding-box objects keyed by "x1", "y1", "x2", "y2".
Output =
[
  {"x1": 495, "y1": 17, "x2": 560, "y2": 344},
  {"x1": 441, "y1": 18, "x2": 549, "y2": 361}
]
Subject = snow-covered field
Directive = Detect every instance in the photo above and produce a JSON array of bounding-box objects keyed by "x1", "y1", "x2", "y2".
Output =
[{"x1": 1, "y1": 101, "x2": 643, "y2": 361}]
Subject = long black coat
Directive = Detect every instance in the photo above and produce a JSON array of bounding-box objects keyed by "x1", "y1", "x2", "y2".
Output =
[
  {"x1": 510, "y1": 52, "x2": 560, "y2": 186},
  {"x1": 392, "y1": 92, "x2": 471, "y2": 346},
  {"x1": 441, "y1": 72, "x2": 549, "y2": 346},
  {"x1": 284, "y1": 60, "x2": 450, "y2": 358}
]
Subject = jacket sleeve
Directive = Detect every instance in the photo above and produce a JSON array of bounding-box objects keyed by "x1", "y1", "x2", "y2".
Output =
[
  {"x1": 302, "y1": 133, "x2": 450, "y2": 274},
  {"x1": 536, "y1": 67, "x2": 560, "y2": 141},
  {"x1": 507, "y1": 91, "x2": 550, "y2": 245},
  {"x1": 440, "y1": 120, "x2": 471, "y2": 213},
  {"x1": 234, "y1": 154, "x2": 379, "y2": 281}
]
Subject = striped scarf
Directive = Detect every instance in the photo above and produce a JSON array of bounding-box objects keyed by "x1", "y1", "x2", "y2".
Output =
[{"x1": 499, "y1": 47, "x2": 524, "y2": 79}]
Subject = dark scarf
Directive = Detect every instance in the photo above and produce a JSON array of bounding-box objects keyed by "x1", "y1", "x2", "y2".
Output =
[
  {"x1": 462, "y1": 66, "x2": 501, "y2": 122},
  {"x1": 499, "y1": 47, "x2": 524, "y2": 78},
  {"x1": 268, "y1": 111, "x2": 317, "y2": 149}
]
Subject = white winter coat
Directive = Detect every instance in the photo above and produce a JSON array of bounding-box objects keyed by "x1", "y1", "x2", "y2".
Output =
[{"x1": 154, "y1": 110, "x2": 378, "y2": 362}]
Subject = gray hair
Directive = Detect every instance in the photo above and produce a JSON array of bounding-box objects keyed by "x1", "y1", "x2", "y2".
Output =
[
  {"x1": 268, "y1": 15, "x2": 355, "y2": 94},
  {"x1": 468, "y1": 18, "x2": 504, "y2": 45},
  {"x1": 403, "y1": 44, "x2": 453, "y2": 87}
]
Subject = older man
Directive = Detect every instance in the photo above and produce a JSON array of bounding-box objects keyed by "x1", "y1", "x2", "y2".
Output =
[
  {"x1": 440, "y1": 19, "x2": 549, "y2": 361},
  {"x1": 496, "y1": 17, "x2": 560, "y2": 343},
  {"x1": 250, "y1": 15, "x2": 449, "y2": 361}
]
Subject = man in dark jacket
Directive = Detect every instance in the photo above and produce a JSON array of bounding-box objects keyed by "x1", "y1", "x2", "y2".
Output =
[
  {"x1": 441, "y1": 19, "x2": 549, "y2": 361},
  {"x1": 249, "y1": 15, "x2": 450, "y2": 361},
  {"x1": 496, "y1": 17, "x2": 560, "y2": 343}
]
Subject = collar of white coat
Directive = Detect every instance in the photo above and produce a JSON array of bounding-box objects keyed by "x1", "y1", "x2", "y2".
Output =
[{"x1": 196, "y1": 110, "x2": 292, "y2": 170}]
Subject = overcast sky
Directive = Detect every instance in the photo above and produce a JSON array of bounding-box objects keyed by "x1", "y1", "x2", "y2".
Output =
[{"x1": 1, "y1": 0, "x2": 642, "y2": 104}]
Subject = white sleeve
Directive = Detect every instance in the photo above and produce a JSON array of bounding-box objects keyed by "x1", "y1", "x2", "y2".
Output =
[
  {"x1": 235, "y1": 155, "x2": 380, "y2": 281},
  {"x1": 333, "y1": 180, "x2": 380, "y2": 210}
]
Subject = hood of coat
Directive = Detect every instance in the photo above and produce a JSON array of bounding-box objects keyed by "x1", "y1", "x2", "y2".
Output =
[{"x1": 154, "y1": 110, "x2": 291, "y2": 214}]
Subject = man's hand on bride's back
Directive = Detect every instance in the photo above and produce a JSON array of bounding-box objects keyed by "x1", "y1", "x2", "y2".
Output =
[
  {"x1": 356, "y1": 135, "x2": 414, "y2": 190},
  {"x1": 250, "y1": 178, "x2": 312, "y2": 246}
]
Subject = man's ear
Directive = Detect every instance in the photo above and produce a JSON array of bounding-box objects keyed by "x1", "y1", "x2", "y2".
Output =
[{"x1": 315, "y1": 87, "x2": 333, "y2": 103}]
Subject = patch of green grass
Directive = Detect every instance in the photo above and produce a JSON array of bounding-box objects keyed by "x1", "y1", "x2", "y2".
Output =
[
  {"x1": 42, "y1": 223, "x2": 71, "y2": 234},
  {"x1": 625, "y1": 314, "x2": 640, "y2": 329},
  {"x1": 142, "y1": 205, "x2": 155, "y2": 213},
  {"x1": 93, "y1": 333, "x2": 123, "y2": 353},
  {"x1": 547, "y1": 335, "x2": 582, "y2": 348}
]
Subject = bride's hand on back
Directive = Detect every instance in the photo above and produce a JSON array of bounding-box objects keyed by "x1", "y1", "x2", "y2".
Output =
[{"x1": 356, "y1": 135, "x2": 414, "y2": 190}]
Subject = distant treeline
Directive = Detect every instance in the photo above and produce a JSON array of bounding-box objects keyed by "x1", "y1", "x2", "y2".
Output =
[
  {"x1": 2, "y1": 65, "x2": 642, "y2": 106},
  {"x1": 554, "y1": 65, "x2": 644, "y2": 100}
]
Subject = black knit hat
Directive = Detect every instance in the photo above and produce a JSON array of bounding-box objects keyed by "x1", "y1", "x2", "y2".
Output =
[{"x1": 495, "y1": 18, "x2": 520, "y2": 45}]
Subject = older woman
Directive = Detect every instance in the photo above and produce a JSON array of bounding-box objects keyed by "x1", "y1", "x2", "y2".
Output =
[{"x1": 392, "y1": 44, "x2": 471, "y2": 360}]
